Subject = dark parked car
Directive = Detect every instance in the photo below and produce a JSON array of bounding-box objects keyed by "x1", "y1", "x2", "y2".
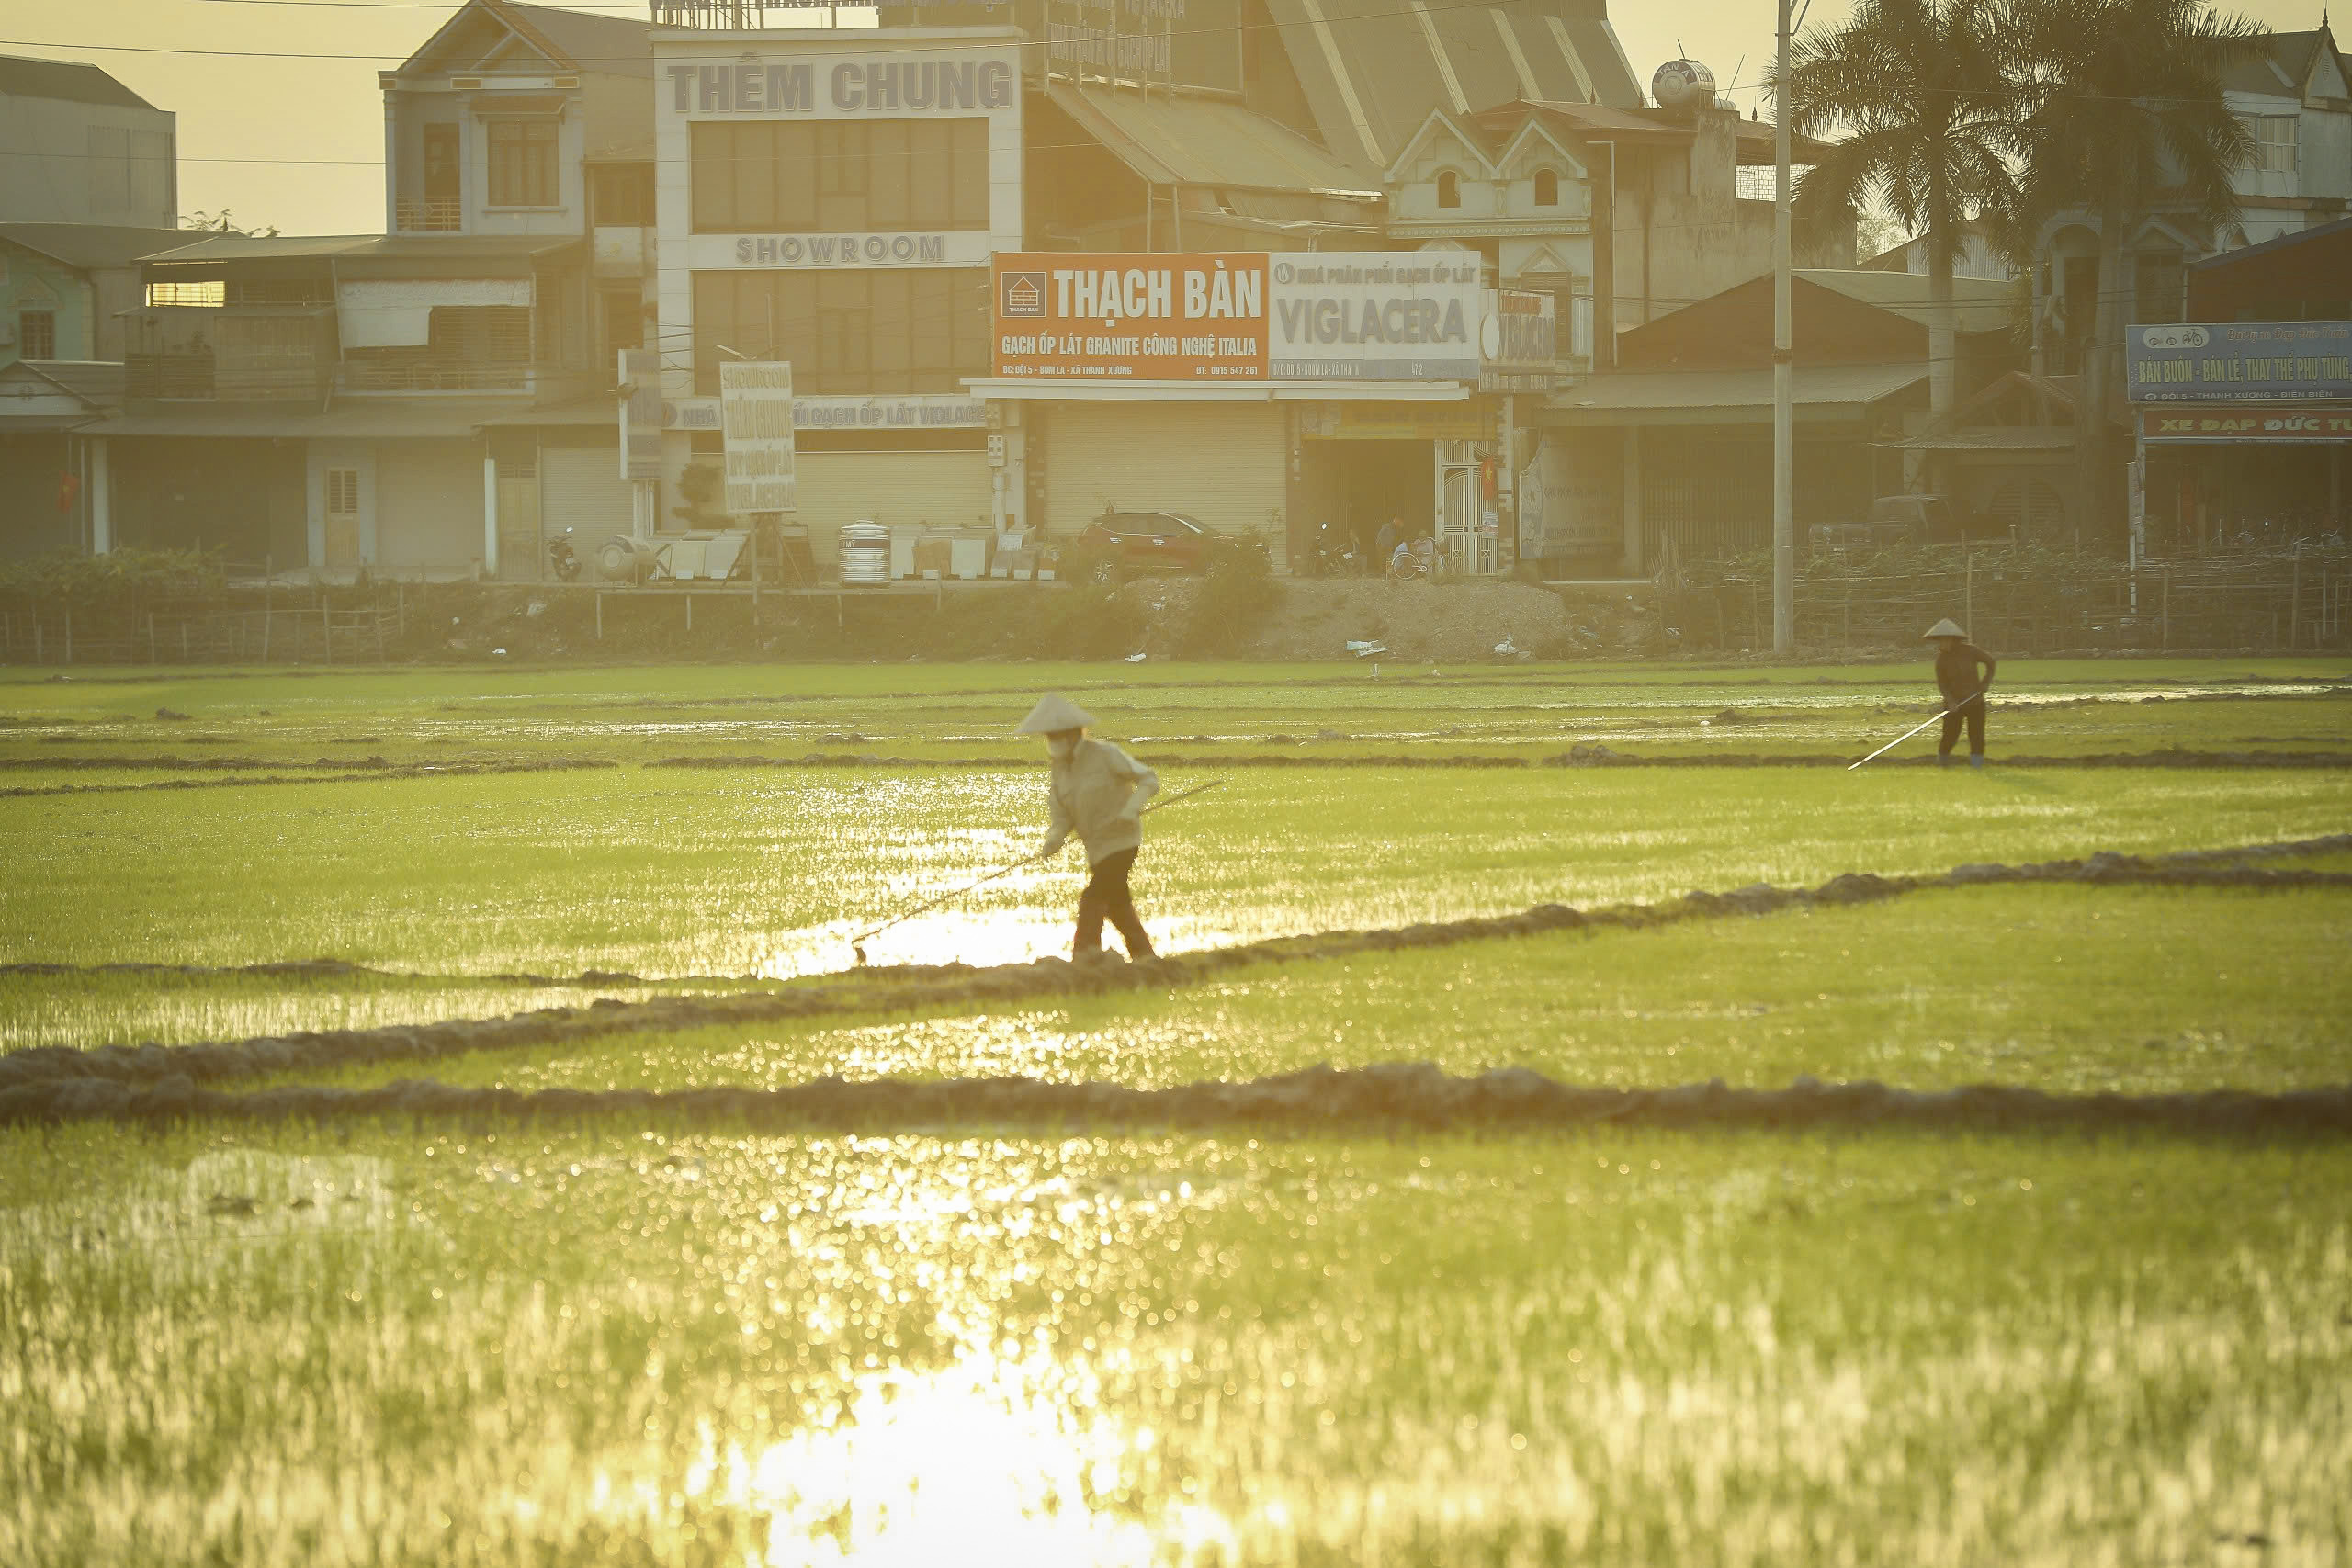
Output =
[{"x1": 1077, "y1": 510, "x2": 1264, "y2": 579}]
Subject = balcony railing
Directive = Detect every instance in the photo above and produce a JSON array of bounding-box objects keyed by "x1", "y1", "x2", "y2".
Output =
[
  {"x1": 394, "y1": 198, "x2": 463, "y2": 233},
  {"x1": 342, "y1": 359, "x2": 532, "y2": 392}
]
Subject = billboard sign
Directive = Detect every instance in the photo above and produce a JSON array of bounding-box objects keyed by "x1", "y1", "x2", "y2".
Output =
[
  {"x1": 1268, "y1": 252, "x2": 1483, "y2": 380},
  {"x1": 991, "y1": 253, "x2": 1267, "y2": 379},
  {"x1": 2125, "y1": 321, "x2": 2352, "y2": 403},
  {"x1": 718, "y1": 360, "x2": 796, "y2": 515},
  {"x1": 1481, "y1": 288, "x2": 1557, "y2": 392},
  {"x1": 2139, "y1": 404, "x2": 2352, "y2": 441}
]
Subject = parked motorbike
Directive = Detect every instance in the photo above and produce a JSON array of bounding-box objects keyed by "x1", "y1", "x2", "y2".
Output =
[
  {"x1": 1309, "y1": 524, "x2": 1361, "y2": 578},
  {"x1": 548, "y1": 526, "x2": 581, "y2": 581}
]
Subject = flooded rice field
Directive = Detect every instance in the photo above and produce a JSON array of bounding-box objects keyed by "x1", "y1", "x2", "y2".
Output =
[
  {"x1": 6, "y1": 1126, "x2": 2349, "y2": 1567},
  {"x1": 3, "y1": 660, "x2": 2348, "y2": 1564}
]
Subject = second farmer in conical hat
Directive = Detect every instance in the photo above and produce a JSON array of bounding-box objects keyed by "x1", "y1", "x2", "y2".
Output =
[
  {"x1": 1923, "y1": 618, "x2": 1997, "y2": 768},
  {"x1": 1014, "y1": 693, "x2": 1160, "y2": 961}
]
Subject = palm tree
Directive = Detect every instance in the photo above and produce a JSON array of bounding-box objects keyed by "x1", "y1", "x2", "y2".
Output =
[
  {"x1": 2011, "y1": 0, "x2": 2266, "y2": 545},
  {"x1": 1785, "y1": 0, "x2": 2022, "y2": 422}
]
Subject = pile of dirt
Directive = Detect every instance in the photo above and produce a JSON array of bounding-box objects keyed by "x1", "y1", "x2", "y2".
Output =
[
  {"x1": 16, "y1": 1063, "x2": 2352, "y2": 1138},
  {"x1": 7, "y1": 831, "x2": 2345, "y2": 1105}
]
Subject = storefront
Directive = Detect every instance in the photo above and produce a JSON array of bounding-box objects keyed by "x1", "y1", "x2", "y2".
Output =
[
  {"x1": 2127, "y1": 321, "x2": 2352, "y2": 551},
  {"x1": 651, "y1": 28, "x2": 1026, "y2": 547},
  {"x1": 978, "y1": 249, "x2": 1485, "y2": 572}
]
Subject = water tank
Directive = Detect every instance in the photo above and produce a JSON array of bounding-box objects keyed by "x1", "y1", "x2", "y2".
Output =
[{"x1": 1651, "y1": 59, "x2": 1717, "y2": 115}]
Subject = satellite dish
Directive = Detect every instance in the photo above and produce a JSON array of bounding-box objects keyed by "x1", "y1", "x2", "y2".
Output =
[{"x1": 1651, "y1": 59, "x2": 1717, "y2": 116}]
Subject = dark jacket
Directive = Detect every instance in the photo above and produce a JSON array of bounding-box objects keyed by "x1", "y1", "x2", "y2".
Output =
[{"x1": 1934, "y1": 641, "x2": 1996, "y2": 705}]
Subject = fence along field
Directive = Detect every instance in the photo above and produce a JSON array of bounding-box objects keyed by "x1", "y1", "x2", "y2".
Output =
[{"x1": 3, "y1": 660, "x2": 2348, "y2": 1566}]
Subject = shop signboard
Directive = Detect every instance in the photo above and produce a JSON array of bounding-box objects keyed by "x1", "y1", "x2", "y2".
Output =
[
  {"x1": 992, "y1": 253, "x2": 1268, "y2": 379},
  {"x1": 718, "y1": 360, "x2": 796, "y2": 515},
  {"x1": 1268, "y1": 253, "x2": 1483, "y2": 381},
  {"x1": 2126, "y1": 321, "x2": 2352, "y2": 403},
  {"x1": 1524, "y1": 435, "x2": 1621, "y2": 556},
  {"x1": 1480, "y1": 288, "x2": 1557, "y2": 392},
  {"x1": 2140, "y1": 404, "x2": 2352, "y2": 440},
  {"x1": 620, "y1": 349, "x2": 662, "y2": 481}
]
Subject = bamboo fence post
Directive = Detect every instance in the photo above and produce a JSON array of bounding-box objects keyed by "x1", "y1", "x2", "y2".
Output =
[
  {"x1": 181, "y1": 622, "x2": 190, "y2": 661},
  {"x1": 62, "y1": 608, "x2": 71, "y2": 665},
  {"x1": 2290, "y1": 547, "x2": 2301, "y2": 649},
  {"x1": 262, "y1": 593, "x2": 273, "y2": 662},
  {"x1": 147, "y1": 613, "x2": 157, "y2": 664},
  {"x1": 2161, "y1": 571, "x2": 2171, "y2": 650},
  {"x1": 34, "y1": 622, "x2": 43, "y2": 664}
]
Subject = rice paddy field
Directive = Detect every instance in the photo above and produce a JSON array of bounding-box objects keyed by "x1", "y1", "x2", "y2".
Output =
[{"x1": 4, "y1": 655, "x2": 2350, "y2": 1566}]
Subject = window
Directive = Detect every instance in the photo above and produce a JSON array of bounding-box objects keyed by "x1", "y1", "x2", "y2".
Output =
[
  {"x1": 694, "y1": 121, "x2": 991, "y2": 232},
  {"x1": 590, "y1": 163, "x2": 654, "y2": 226},
  {"x1": 1532, "y1": 167, "x2": 1559, "y2": 206},
  {"x1": 17, "y1": 310, "x2": 55, "y2": 359},
  {"x1": 1435, "y1": 169, "x2": 1461, "y2": 209},
  {"x1": 2256, "y1": 115, "x2": 2298, "y2": 174},
  {"x1": 691, "y1": 269, "x2": 990, "y2": 395},
  {"x1": 487, "y1": 120, "x2": 560, "y2": 207},
  {"x1": 325, "y1": 468, "x2": 361, "y2": 517},
  {"x1": 146, "y1": 280, "x2": 226, "y2": 307}
]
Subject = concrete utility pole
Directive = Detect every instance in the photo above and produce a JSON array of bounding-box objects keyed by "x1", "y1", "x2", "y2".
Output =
[{"x1": 1771, "y1": 0, "x2": 1796, "y2": 654}]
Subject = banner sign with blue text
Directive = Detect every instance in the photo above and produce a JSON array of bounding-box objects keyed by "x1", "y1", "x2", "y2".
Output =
[{"x1": 2126, "y1": 321, "x2": 2352, "y2": 403}]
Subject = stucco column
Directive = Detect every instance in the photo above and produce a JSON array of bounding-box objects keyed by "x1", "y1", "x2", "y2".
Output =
[
  {"x1": 89, "y1": 437, "x2": 112, "y2": 554},
  {"x1": 1620, "y1": 426, "x2": 1642, "y2": 576},
  {"x1": 483, "y1": 452, "x2": 500, "y2": 578}
]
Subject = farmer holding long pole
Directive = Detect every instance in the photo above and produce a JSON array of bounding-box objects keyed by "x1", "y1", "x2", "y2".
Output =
[
  {"x1": 1016, "y1": 693, "x2": 1160, "y2": 962},
  {"x1": 1924, "y1": 618, "x2": 1997, "y2": 769}
]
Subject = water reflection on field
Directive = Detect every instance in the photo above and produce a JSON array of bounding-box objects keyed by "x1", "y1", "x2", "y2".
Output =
[{"x1": 6, "y1": 1128, "x2": 2348, "y2": 1567}]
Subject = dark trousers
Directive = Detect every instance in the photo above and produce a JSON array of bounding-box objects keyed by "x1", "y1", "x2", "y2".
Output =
[
  {"x1": 1939, "y1": 694, "x2": 1986, "y2": 756},
  {"x1": 1076, "y1": 847, "x2": 1153, "y2": 958}
]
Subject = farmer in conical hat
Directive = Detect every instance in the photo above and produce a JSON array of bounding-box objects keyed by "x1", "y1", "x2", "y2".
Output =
[
  {"x1": 1015, "y1": 694, "x2": 1160, "y2": 961},
  {"x1": 1923, "y1": 618, "x2": 1997, "y2": 768}
]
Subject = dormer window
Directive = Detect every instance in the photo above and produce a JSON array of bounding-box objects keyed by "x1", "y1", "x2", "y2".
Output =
[
  {"x1": 1533, "y1": 167, "x2": 1560, "y2": 207},
  {"x1": 1436, "y1": 169, "x2": 1462, "y2": 209}
]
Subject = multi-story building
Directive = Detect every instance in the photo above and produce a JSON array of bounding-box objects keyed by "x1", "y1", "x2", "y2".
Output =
[
  {"x1": 2033, "y1": 22, "x2": 2351, "y2": 369},
  {"x1": 0, "y1": 55, "x2": 177, "y2": 230}
]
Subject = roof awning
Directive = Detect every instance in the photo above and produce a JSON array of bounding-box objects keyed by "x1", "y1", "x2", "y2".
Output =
[
  {"x1": 469, "y1": 93, "x2": 566, "y2": 117},
  {"x1": 1044, "y1": 83, "x2": 1379, "y2": 195},
  {"x1": 79, "y1": 399, "x2": 530, "y2": 439},
  {"x1": 1539, "y1": 365, "x2": 1927, "y2": 427},
  {"x1": 966, "y1": 378, "x2": 1468, "y2": 403},
  {"x1": 1879, "y1": 428, "x2": 2075, "y2": 452}
]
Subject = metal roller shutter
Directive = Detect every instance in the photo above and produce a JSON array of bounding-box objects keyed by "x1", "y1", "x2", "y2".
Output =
[
  {"x1": 1044, "y1": 403, "x2": 1288, "y2": 568},
  {"x1": 792, "y1": 451, "x2": 992, "y2": 564},
  {"x1": 541, "y1": 445, "x2": 634, "y2": 543}
]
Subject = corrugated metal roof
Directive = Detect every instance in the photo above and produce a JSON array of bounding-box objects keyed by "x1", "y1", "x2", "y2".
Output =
[
  {"x1": 1542, "y1": 364, "x2": 1926, "y2": 423},
  {"x1": 0, "y1": 223, "x2": 191, "y2": 271},
  {"x1": 17, "y1": 359, "x2": 127, "y2": 408},
  {"x1": 1880, "y1": 428, "x2": 2075, "y2": 452},
  {"x1": 142, "y1": 233, "x2": 583, "y2": 273},
  {"x1": 1046, "y1": 84, "x2": 1379, "y2": 193},
  {"x1": 1795, "y1": 269, "x2": 2020, "y2": 335},
  {"x1": 79, "y1": 399, "x2": 530, "y2": 439},
  {"x1": 1261, "y1": 0, "x2": 1637, "y2": 166}
]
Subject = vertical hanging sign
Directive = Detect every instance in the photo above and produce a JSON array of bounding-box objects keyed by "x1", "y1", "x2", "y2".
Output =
[
  {"x1": 620, "y1": 348, "x2": 662, "y2": 482},
  {"x1": 719, "y1": 359, "x2": 796, "y2": 515}
]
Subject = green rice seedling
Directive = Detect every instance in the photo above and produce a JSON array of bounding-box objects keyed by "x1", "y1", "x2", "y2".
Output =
[
  {"x1": 5, "y1": 1123, "x2": 2346, "y2": 1567},
  {"x1": 280, "y1": 885, "x2": 2352, "y2": 1100}
]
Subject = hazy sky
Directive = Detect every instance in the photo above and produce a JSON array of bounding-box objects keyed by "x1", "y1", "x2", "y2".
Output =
[{"x1": 3, "y1": 0, "x2": 2334, "y2": 234}]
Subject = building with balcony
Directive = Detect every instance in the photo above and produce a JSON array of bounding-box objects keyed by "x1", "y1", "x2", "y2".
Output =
[{"x1": 80, "y1": 230, "x2": 608, "y2": 576}]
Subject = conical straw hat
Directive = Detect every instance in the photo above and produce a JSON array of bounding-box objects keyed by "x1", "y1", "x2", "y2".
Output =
[
  {"x1": 1922, "y1": 618, "x2": 1968, "y2": 640},
  {"x1": 1013, "y1": 693, "x2": 1096, "y2": 734}
]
